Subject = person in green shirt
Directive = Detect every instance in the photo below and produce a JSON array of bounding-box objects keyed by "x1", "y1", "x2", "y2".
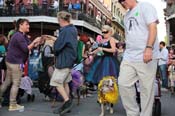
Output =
[{"x1": 7, "y1": 20, "x2": 16, "y2": 41}]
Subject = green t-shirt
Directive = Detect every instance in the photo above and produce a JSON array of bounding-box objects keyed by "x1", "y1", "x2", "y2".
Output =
[
  {"x1": 8, "y1": 29, "x2": 16, "y2": 41},
  {"x1": 77, "y1": 40, "x2": 84, "y2": 63}
]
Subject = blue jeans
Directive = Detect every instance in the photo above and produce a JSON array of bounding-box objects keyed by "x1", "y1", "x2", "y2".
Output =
[{"x1": 159, "y1": 64, "x2": 168, "y2": 88}]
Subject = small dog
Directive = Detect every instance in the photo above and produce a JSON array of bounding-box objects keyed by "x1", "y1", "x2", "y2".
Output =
[
  {"x1": 98, "y1": 76, "x2": 118, "y2": 116},
  {"x1": 71, "y1": 69, "x2": 88, "y2": 105},
  {"x1": 76, "y1": 84, "x2": 88, "y2": 105}
]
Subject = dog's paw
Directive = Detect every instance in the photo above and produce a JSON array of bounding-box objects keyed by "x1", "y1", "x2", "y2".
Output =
[
  {"x1": 99, "y1": 113, "x2": 105, "y2": 116},
  {"x1": 109, "y1": 108, "x2": 114, "y2": 114}
]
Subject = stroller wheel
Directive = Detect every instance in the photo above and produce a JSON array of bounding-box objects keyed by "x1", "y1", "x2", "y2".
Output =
[{"x1": 31, "y1": 94, "x2": 35, "y2": 102}]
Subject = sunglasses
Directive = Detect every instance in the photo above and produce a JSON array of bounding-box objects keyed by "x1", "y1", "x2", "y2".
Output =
[
  {"x1": 118, "y1": 0, "x2": 125, "y2": 4},
  {"x1": 102, "y1": 31, "x2": 109, "y2": 34}
]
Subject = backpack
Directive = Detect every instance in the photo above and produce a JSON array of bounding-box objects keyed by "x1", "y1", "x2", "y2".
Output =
[
  {"x1": 41, "y1": 45, "x2": 54, "y2": 71},
  {"x1": 28, "y1": 49, "x2": 40, "y2": 80}
]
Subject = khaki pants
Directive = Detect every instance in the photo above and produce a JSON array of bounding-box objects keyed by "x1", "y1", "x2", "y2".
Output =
[
  {"x1": 118, "y1": 60, "x2": 157, "y2": 116},
  {"x1": 0, "y1": 61, "x2": 22, "y2": 105}
]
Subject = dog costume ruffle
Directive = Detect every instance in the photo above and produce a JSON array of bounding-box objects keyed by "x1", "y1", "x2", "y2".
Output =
[{"x1": 98, "y1": 76, "x2": 119, "y2": 104}]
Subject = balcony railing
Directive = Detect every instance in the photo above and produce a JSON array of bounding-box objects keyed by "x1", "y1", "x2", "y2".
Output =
[
  {"x1": 0, "y1": 4, "x2": 102, "y2": 29},
  {"x1": 112, "y1": 17, "x2": 124, "y2": 28},
  {"x1": 0, "y1": 4, "x2": 59, "y2": 17}
]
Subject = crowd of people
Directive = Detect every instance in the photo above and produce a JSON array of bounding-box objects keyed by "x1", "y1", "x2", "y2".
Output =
[
  {"x1": 0, "y1": 0, "x2": 60, "y2": 16},
  {"x1": 0, "y1": 0, "x2": 174, "y2": 116},
  {"x1": 164, "y1": 0, "x2": 175, "y2": 17},
  {"x1": 0, "y1": 0, "x2": 84, "y2": 17}
]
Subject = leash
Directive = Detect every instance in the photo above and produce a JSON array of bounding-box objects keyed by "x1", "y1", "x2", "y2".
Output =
[{"x1": 72, "y1": 58, "x2": 87, "y2": 69}]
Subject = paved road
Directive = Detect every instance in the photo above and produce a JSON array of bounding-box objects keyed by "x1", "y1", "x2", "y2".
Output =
[{"x1": 0, "y1": 88, "x2": 175, "y2": 116}]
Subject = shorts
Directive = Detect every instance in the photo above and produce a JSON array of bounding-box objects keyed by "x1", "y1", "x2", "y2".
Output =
[{"x1": 50, "y1": 68, "x2": 72, "y2": 87}]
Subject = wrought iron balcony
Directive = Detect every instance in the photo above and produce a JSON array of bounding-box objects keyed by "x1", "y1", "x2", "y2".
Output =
[{"x1": 0, "y1": 4, "x2": 102, "y2": 29}]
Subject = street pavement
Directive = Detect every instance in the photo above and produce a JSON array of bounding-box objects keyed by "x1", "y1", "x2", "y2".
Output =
[{"x1": 0, "y1": 88, "x2": 175, "y2": 116}]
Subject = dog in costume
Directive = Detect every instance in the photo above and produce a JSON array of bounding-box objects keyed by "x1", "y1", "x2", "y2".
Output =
[{"x1": 98, "y1": 76, "x2": 119, "y2": 116}]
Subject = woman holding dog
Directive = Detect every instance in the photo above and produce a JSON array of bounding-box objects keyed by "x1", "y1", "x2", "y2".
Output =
[{"x1": 86, "y1": 25, "x2": 119, "y2": 85}]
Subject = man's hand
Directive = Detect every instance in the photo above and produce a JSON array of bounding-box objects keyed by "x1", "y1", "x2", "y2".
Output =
[
  {"x1": 33, "y1": 37, "x2": 43, "y2": 47},
  {"x1": 143, "y1": 48, "x2": 153, "y2": 63}
]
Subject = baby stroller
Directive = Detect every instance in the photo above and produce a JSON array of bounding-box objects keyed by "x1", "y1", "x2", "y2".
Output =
[
  {"x1": 2, "y1": 75, "x2": 35, "y2": 106},
  {"x1": 19, "y1": 75, "x2": 35, "y2": 102},
  {"x1": 37, "y1": 35, "x2": 57, "y2": 100},
  {"x1": 135, "y1": 78, "x2": 161, "y2": 116}
]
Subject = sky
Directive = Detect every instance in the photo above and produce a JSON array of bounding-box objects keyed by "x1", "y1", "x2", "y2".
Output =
[{"x1": 138, "y1": 0, "x2": 167, "y2": 41}]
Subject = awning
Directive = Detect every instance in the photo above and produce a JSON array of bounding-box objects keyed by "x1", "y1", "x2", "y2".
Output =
[{"x1": 0, "y1": 16, "x2": 101, "y2": 34}]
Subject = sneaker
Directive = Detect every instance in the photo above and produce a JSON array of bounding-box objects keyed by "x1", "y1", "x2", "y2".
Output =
[
  {"x1": 110, "y1": 108, "x2": 114, "y2": 114},
  {"x1": 59, "y1": 99, "x2": 73, "y2": 115},
  {"x1": 53, "y1": 108, "x2": 71, "y2": 114},
  {"x1": 9, "y1": 104, "x2": 24, "y2": 111}
]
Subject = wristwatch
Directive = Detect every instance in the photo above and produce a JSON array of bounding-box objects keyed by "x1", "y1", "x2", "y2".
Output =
[{"x1": 146, "y1": 45, "x2": 153, "y2": 49}]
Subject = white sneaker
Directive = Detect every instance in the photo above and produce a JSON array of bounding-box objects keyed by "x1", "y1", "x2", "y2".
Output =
[
  {"x1": 9, "y1": 104, "x2": 24, "y2": 111},
  {"x1": 110, "y1": 108, "x2": 114, "y2": 114}
]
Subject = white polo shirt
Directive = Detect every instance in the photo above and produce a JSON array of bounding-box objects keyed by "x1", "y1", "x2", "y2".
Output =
[
  {"x1": 123, "y1": 2, "x2": 159, "y2": 62},
  {"x1": 158, "y1": 47, "x2": 168, "y2": 66}
]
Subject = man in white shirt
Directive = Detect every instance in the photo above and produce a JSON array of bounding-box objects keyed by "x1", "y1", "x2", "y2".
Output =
[
  {"x1": 158, "y1": 41, "x2": 169, "y2": 89},
  {"x1": 118, "y1": 0, "x2": 159, "y2": 116}
]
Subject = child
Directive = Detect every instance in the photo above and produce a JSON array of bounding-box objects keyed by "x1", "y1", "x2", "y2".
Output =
[{"x1": 168, "y1": 60, "x2": 175, "y2": 95}]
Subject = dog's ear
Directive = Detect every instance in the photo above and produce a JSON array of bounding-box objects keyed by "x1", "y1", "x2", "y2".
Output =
[{"x1": 102, "y1": 80, "x2": 106, "y2": 85}]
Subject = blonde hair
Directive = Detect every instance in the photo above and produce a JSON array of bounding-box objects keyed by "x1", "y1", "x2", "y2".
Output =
[
  {"x1": 57, "y1": 11, "x2": 72, "y2": 23},
  {"x1": 102, "y1": 25, "x2": 115, "y2": 36}
]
